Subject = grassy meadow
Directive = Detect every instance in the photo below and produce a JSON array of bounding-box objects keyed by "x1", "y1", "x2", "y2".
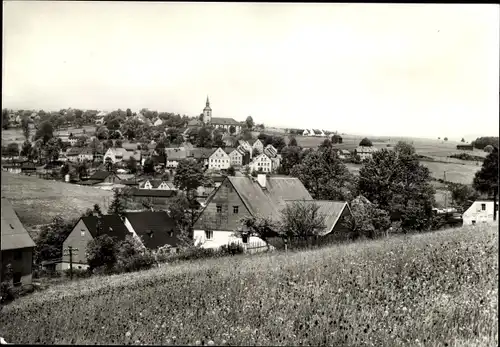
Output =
[
  {"x1": 1, "y1": 224, "x2": 497, "y2": 346},
  {"x1": 1, "y1": 172, "x2": 113, "y2": 226}
]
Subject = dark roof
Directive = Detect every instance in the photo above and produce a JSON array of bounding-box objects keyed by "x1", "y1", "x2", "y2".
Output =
[
  {"x1": 211, "y1": 117, "x2": 241, "y2": 126},
  {"x1": 79, "y1": 179, "x2": 103, "y2": 186},
  {"x1": 124, "y1": 211, "x2": 180, "y2": 249},
  {"x1": 81, "y1": 215, "x2": 130, "y2": 241},
  {"x1": 79, "y1": 147, "x2": 94, "y2": 155},
  {"x1": 120, "y1": 179, "x2": 140, "y2": 186},
  {"x1": 189, "y1": 148, "x2": 216, "y2": 159},
  {"x1": 187, "y1": 119, "x2": 203, "y2": 127},
  {"x1": 1, "y1": 198, "x2": 36, "y2": 251},
  {"x1": 66, "y1": 147, "x2": 83, "y2": 156},
  {"x1": 165, "y1": 148, "x2": 187, "y2": 160},
  {"x1": 89, "y1": 170, "x2": 114, "y2": 180},
  {"x1": 129, "y1": 188, "x2": 177, "y2": 197}
]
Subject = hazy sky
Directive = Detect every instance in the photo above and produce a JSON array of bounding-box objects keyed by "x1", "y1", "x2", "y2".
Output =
[{"x1": 3, "y1": 2, "x2": 499, "y2": 139}]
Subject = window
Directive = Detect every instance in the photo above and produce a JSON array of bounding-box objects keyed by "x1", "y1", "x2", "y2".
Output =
[
  {"x1": 81, "y1": 229, "x2": 85, "y2": 237},
  {"x1": 216, "y1": 205, "x2": 222, "y2": 213},
  {"x1": 233, "y1": 206, "x2": 239, "y2": 214},
  {"x1": 169, "y1": 230, "x2": 174, "y2": 237},
  {"x1": 481, "y1": 203, "x2": 486, "y2": 211},
  {"x1": 13, "y1": 273, "x2": 22, "y2": 286},
  {"x1": 205, "y1": 230, "x2": 213, "y2": 240},
  {"x1": 472, "y1": 220, "x2": 476, "y2": 225}
]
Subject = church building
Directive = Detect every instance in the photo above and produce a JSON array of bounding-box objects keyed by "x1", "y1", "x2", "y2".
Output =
[{"x1": 187, "y1": 97, "x2": 242, "y2": 134}]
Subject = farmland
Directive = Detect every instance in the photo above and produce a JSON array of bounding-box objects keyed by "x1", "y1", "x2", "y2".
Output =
[
  {"x1": 1, "y1": 223, "x2": 497, "y2": 346},
  {"x1": 0, "y1": 172, "x2": 113, "y2": 226},
  {"x1": 1, "y1": 125, "x2": 95, "y2": 146}
]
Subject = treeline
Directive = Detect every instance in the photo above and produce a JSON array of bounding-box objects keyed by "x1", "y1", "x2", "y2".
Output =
[{"x1": 472, "y1": 137, "x2": 499, "y2": 150}]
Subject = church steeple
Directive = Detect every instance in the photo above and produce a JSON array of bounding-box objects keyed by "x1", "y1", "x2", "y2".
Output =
[
  {"x1": 206, "y1": 96, "x2": 210, "y2": 107},
  {"x1": 203, "y1": 95, "x2": 212, "y2": 124}
]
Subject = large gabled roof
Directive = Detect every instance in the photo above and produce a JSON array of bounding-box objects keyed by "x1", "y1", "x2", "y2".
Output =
[
  {"x1": 80, "y1": 215, "x2": 130, "y2": 241},
  {"x1": 211, "y1": 117, "x2": 241, "y2": 126},
  {"x1": 1, "y1": 198, "x2": 36, "y2": 251},
  {"x1": 124, "y1": 211, "x2": 180, "y2": 249}
]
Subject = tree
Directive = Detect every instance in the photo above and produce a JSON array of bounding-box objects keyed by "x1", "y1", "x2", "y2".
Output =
[
  {"x1": 82, "y1": 204, "x2": 103, "y2": 218},
  {"x1": 20, "y1": 141, "x2": 32, "y2": 159},
  {"x1": 76, "y1": 136, "x2": 87, "y2": 148},
  {"x1": 115, "y1": 139, "x2": 123, "y2": 147},
  {"x1": 447, "y1": 183, "x2": 479, "y2": 211},
  {"x1": 484, "y1": 145, "x2": 494, "y2": 153},
  {"x1": 106, "y1": 139, "x2": 114, "y2": 149},
  {"x1": 126, "y1": 108, "x2": 133, "y2": 118},
  {"x1": 95, "y1": 126, "x2": 109, "y2": 140},
  {"x1": 271, "y1": 136, "x2": 286, "y2": 153},
  {"x1": 444, "y1": 137, "x2": 448, "y2": 142},
  {"x1": 127, "y1": 156, "x2": 138, "y2": 174},
  {"x1": 252, "y1": 148, "x2": 261, "y2": 158},
  {"x1": 34, "y1": 121, "x2": 54, "y2": 143},
  {"x1": 241, "y1": 129, "x2": 253, "y2": 141},
  {"x1": 471, "y1": 137, "x2": 499, "y2": 150},
  {"x1": 279, "y1": 200, "x2": 326, "y2": 240},
  {"x1": 239, "y1": 215, "x2": 278, "y2": 251},
  {"x1": 461, "y1": 138, "x2": 465, "y2": 143},
  {"x1": 5, "y1": 143, "x2": 19, "y2": 159},
  {"x1": 76, "y1": 161, "x2": 88, "y2": 180},
  {"x1": 473, "y1": 147, "x2": 499, "y2": 221},
  {"x1": 60, "y1": 163, "x2": 70, "y2": 177},
  {"x1": 21, "y1": 118, "x2": 30, "y2": 140},
  {"x1": 108, "y1": 188, "x2": 126, "y2": 216},
  {"x1": 279, "y1": 145, "x2": 302, "y2": 175},
  {"x1": 34, "y1": 216, "x2": 75, "y2": 265},
  {"x1": 343, "y1": 196, "x2": 391, "y2": 240},
  {"x1": 331, "y1": 134, "x2": 343, "y2": 144},
  {"x1": 229, "y1": 125, "x2": 236, "y2": 135},
  {"x1": 44, "y1": 138, "x2": 61, "y2": 162},
  {"x1": 143, "y1": 158, "x2": 155, "y2": 175},
  {"x1": 197, "y1": 127, "x2": 212, "y2": 148},
  {"x1": 86, "y1": 234, "x2": 118, "y2": 271},
  {"x1": 359, "y1": 137, "x2": 373, "y2": 147},
  {"x1": 2, "y1": 109, "x2": 10, "y2": 129},
  {"x1": 320, "y1": 139, "x2": 332, "y2": 149},
  {"x1": 227, "y1": 166, "x2": 236, "y2": 176},
  {"x1": 290, "y1": 147, "x2": 356, "y2": 201},
  {"x1": 358, "y1": 145, "x2": 436, "y2": 231},
  {"x1": 173, "y1": 159, "x2": 205, "y2": 192},
  {"x1": 289, "y1": 137, "x2": 298, "y2": 147},
  {"x1": 245, "y1": 116, "x2": 254, "y2": 129}
]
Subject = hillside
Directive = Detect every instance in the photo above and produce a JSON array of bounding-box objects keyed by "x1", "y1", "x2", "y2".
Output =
[
  {"x1": 1, "y1": 172, "x2": 113, "y2": 226},
  {"x1": 1, "y1": 224, "x2": 497, "y2": 346}
]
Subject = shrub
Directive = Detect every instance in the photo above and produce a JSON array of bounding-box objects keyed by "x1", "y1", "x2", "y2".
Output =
[
  {"x1": 63, "y1": 268, "x2": 92, "y2": 279},
  {"x1": 220, "y1": 243, "x2": 244, "y2": 255},
  {"x1": 359, "y1": 137, "x2": 373, "y2": 146}
]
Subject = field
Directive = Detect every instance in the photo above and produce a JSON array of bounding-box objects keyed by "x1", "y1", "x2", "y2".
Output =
[
  {"x1": 1, "y1": 224, "x2": 497, "y2": 346},
  {"x1": 1, "y1": 125, "x2": 96, "y2": 146},
  {"x1": 1, "y1": 172, "x2": 113, "y2": 226}
]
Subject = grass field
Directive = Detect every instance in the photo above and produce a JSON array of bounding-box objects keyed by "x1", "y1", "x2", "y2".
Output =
[
  {"x1": 1, "y1": 172, "x2": 113, "y2": 226},
  {"x1": 1, "y1": 224, "x2": 497, "y2": 346}
]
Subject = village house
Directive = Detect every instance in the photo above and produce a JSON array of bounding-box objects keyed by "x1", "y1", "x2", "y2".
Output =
[
  {"x1": 238, "y1": 140, "x2": 254, "y2": 158},
  {"x1": 104, "y1": 148, "x2": 141, "y2": 164},
  {"x1": 338, "y1": 149, "x2": 351, "y2": 160},
  {"x1": 153, "y1": 118, "x2": 163, "y2": 127},
  {"x1": 164, "y1": 148, "x2": 187, "y2": 168},
  {"x1": 140, "y1": 179, "x2": 175, "y2": 190},
  {"x1": 61, "y1": 214, "x2": 130, "y2": 270},
  {"x1": 462, "y1": 200, "x2": 499, "y2": 225},
  {"x1": 2, "y1": 161, "x2": 22, "y2": 174},
  {"x1": 227, "y1": 147, "x2": 246, "y2": 167},
  {"x1": 193, "y1": 175, "x2": 351, "y2": 251},
  {"x1": 249, "y1": 139, "x2": 264, "y2": 155},
  {"x1": 208, "y1": 147, "x2": 231, "y2": 170},
  {"x1": 125, "y1": 188, "x2": 178, "y2": 209},
  {"x1": 249, "y1": 153, "x2": 273, "y2": 173},
  {"x1": 65, "y1": 147, "x2": 83, "y2": 163},
  {"x1": 78, "y1": 148, "x2": 94, "y2": 162},
  {"x1": 1, "y1": 198, "x2": 36, "y2": 286},
  {"x1": 188, "y1": 148, "x2": 215, "y2": 168},
  {"x1": 79, "y1": 170, "x2": 122, "y2": 187},
  {"x1": 123, "y1": 211, "x2": 180, "y2": 252},
  {"x1": 354, "y1": 146, "x2": 378, "y2": 161}
]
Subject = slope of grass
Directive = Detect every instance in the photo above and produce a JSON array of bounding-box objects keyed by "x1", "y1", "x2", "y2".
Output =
[
  {"x1": 1, "y1": 172, "x2": 113, "y2": 226},
  {"x1": 1, "y1": 224, "x2": 497, "y2": 346}
]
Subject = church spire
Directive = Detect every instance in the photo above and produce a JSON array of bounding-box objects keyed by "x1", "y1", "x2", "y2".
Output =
[{"x1": 206, "y1": 95, "x2": 210, "y2": 107}]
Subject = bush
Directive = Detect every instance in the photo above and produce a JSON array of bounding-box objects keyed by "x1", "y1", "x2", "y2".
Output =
[
  {"x1": 63, "y1": 268, "x2": 92, "y2": 279},
  {"x1": 359, "y1": 137, "x2": 373, "y2": 146},
  {"x1": 114, "y1": 252, "x2": 156, "y2": 273},
  {"x1": 0, "y1": 281, "x2": 15, "y2": 304},
  {"x1": 220, "y1": 242, "x2": 245, "y2": 255}
]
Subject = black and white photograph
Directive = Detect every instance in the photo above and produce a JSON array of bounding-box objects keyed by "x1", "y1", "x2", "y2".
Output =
[{"x1": 1, "y1": 2, "x2": 499, "y2": 345}]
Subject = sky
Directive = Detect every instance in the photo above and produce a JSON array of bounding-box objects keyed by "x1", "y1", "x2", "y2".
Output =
[{"x1": 3, "y1": 2, "x2": 499, "y2": 140}]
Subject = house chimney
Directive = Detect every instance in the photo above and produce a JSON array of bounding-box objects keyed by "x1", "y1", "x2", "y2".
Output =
[{"x1": 257, "y1": 174, "x2": 266, "y2": 188}]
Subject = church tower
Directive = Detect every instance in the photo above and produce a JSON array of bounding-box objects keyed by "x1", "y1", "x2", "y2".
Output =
[{"x1": 203, "y1": 96, "x2": 212, "y2": 124}]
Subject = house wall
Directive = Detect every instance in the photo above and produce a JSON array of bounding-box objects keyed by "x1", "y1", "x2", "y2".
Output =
[
  {"x1": 59, "y1": 262, "x2": 89, "y2": 271},
  {"x1": 463, "y1": 201, "x2": 498, "y2": 225},
  {"x1": 193, "y1": 229, "x2": 268, "y2": 251},
  {"x1": 1, "y1": 247, "x2": 34, "y2": 285},
  {"x1": 209, "y1": 149, "x2": 230, "y2": 170},
  {"x1": 62, "y1": 220, "x2": 95, "y2": 265},
  {"x1": 250, "y1": 155, "x2": 272, "y2": 173},
  {"x1": 229, "y1": 151, "x2": 243, "y2": 167},
  {"x1": 193, "y1": 179, "x2": 251, "y2": 231}
]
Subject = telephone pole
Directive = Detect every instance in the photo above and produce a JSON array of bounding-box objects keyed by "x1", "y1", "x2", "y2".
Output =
[
  {"x1": 444, "y1": 171, "x2": 447, "y2": 209},
  {"x1": 63, "y1": 246, "x2": 78, "y2": 280}
]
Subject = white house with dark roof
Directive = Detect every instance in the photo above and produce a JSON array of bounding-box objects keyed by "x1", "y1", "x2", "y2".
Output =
[
  {"x1": 354, "y1": 146, "x2": 378, "y2": 161},
  {"x1": 249, "y1": 153, "x2": 273, "y2": 173},
  {"x1": 208, "y1": 147, "x2": 231, "y2": 170},
  {"x1": 104, "y1": 148, "x2": 141, "y2": 164},
  {"x1": 192, "y1": 175, "x2": 352, "y2": 251},
  {"x1": 228, "y1": 148, "x2": 245, "y2": 167},
  {"x1": 1, "y1": 198, "x2": 36, "y2": 286},
  {"x1": 462, "y1": 200, "x2": 498, "y2": 225}
]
